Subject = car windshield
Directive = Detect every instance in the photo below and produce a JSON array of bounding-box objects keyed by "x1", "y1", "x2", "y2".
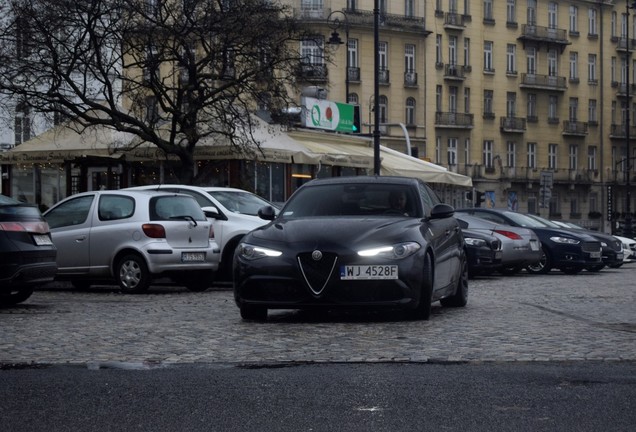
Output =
[
  {"x1": 525, "y1": 214, "x2": 562, "y2": 228},
  {"x1": 207, "y1": 190, "x2": 277, "y2": 216},
  {"x1": 281, "y1": 183, "x2": 419, "y2": 218}
]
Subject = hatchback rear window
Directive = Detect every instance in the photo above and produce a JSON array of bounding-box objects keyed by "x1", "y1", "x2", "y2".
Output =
[
  {"x1": 150, "y1": 196, "x2": 206, "y2": 221},
  {"x1": 0, "y1": 203, "x2": 44, "y2": 222}
]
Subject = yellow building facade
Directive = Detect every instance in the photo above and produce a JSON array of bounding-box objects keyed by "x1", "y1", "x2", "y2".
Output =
[{"x1": 288, "y1": 0, "x2": 635, "y2": 232}]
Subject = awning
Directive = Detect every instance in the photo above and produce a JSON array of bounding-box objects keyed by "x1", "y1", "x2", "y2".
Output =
[{"x1": 288, "y1": 130, "x2": 473, "y2": 187}]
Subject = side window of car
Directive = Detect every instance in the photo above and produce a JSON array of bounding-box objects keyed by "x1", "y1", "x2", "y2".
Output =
[
  {"x1": 98, "y1": 195, "x2": 135, "y2": 221},
  {"x1": 45, "y1": 195, "x2": 95, "y2": 229},
  {"x1": 418, "y1": 184, "x2": 438, "y2": 215},
  {"x1": 474, "y1": 211, "x2": 504, "y2": 224}
]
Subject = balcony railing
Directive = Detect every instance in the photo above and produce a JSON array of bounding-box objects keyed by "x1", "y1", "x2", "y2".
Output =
[
  {"x1": 520, "y1": 73, "x2": 567, "y2": 91},
  {"x1": 435, "y1": 112, "x2": 474, "y2": 128},
  {"x1": 500, "y1": 117, "x2": 526, "y2": 133},
  {"x1": 616, "y1": 37, "x2": 636, "y2": 51},
  {"x1": 609, "y1": 124, "x2": 636, "y2": 139},
  {"x1": 404, "y1": 71, "x2": 418, "y2": 87},
  {"x1": 347, "y1": 67, "x2": 360, "y2": 82},
  {"x1": 562, "y1": 121, "x2": 588, "y2": 136},
  {"x1": 518, "y1": 24, "x2": 570, "y2": 46},
  {"x1": 297, "y1": 64, "x2": 328, "y2": 82},
  {"x1": 616, "y1": 82, "x2": 636, "y2": 97},
  {"x1": 444, "y1": 12, "x2": 465, "y2": 29},
  {"x1": 342, "y1": 8, "x2": 429, "y2": 34},
  {"x1": 444, "y1": 64, "x2": 465, "y2": 80},
  {"x1": 378, "y1": 69, "x2": 390, "y2": 84}
]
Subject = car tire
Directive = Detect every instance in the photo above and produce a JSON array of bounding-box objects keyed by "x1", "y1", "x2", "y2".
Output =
[
  {"x1": 409, "y1": 253, "x2": 434, "y2": 320},
  {"x1": 219, "y1": 237, "x2": 243, "y2": 282},
  {"x1": 240, "y1": 303, "x2": 267, "y2": 321},
  {"x1": 526, "y1": 245, "x2": 552, "y2": 274},
  {"x1": 441, "y1": 254, "x2": 468, "y2": 308},
  {"x1": 0, "y1": 287, "x2": 34, "y2": 306},
  {"x1": 116, "y1": 254, "x2": 151, "y2": 294}
]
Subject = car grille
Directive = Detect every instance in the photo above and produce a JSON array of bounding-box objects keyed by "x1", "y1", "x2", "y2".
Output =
[
  {"x1": 297, "y1": 252, "x2": 338, "y2": 296},
  {"x1": 581, "y1": 241, "x2": 601, "y2": 253}
]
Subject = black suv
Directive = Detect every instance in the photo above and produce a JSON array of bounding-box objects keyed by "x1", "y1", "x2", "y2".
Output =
[{"x1": 0, "y1": 195, "x2": 57, "y2": 305}]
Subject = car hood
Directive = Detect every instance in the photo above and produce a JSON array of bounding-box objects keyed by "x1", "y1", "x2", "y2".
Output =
[{"x1": 248, "y1": 217, "x2": 421, "y2": 250}]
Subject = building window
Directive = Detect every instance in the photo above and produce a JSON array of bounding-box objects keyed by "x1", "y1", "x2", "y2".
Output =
[
  {"x1": 506, "y1": 44, "x2": 516, "y2": 73},
  {"x1": 506, "y1": 0, "x2": 516, "y2": 24},
  {"x1": 588, "y1": 8, "x2": 598, "y2": 36},
  {"x1": 506, "y1": 92, "x2": 516, "y2": 117},
  {"x1": 548, "y1": 2, "x2": 558, "y2": 29},
  {"x1": 569, "y1": 52, "x2": 578, "y2": 80},
  {"x1": 588, "y1": 54, "x2": 597, "y2": 83},
  {"x1": 464, "y1": 138, "x2": 470, "y2": 165},
  {"x1": 464, "y1": 87, "x2": 470, "y2": 113},
  {"x1": 506, "y1": 141, "x2": 516, "y2": 167},
  {"x1": 547, "y1": 49, "x2": 558, "y2": 77},
  {"x1": 436, "y1": 85, "x2": 442, "y2": 112},
  {"x1": 484, "y1": 90, "x2": 494, "y2": 116},
  {"x1": 436, "y1": 34, "x2": 442, "y2": 64},
  {"x1": 435, "y1": 136, "x2": 442, "y2": 164},
  {"x1": 548, "y1": 95, "x2": 558, "y2": 121},
  {"x1": 569, "y1": 6, "x2": 578, "y2": 33},
  {"x1": 484, "y1": 0, "x2": 494, "y2": 21},
  {"x1": 405, "y1": 97, "x2": 416, "y2": 125},
  {"x1": 527, "y1": 93, "x2": 537, "y2": 119},
  {"x1": 14, "y1": 103, "x2": 31, "y2": 145},
  {"x1": 448, "y1": 138, "x2": 458, "y2": 166},
  {"x1": 569, "y1": 144, "x2": 578, "y2": 170},
  {"x1": 16, "y1": 15, "x2": 31, "y2": 59},
  {"x1": 483, "y1": 140, "x2": 494, "y2": 167},
  {"x1": 348, "y1": 39, "x2": 359, "y2": 69},
  {"x1": 611, "y1": 11, "x2": 617, "y2": 38},
  {"x1": 548, "y1": 143, "x2": 558, "y2": 169},
  {"x1": 405, "y1": 0, "x2": 414, "y2": 17},
  {"x1": 378, "y1": 42, "x2": 388, "y2": 70},
  {"x1": 404, "y1": 44, "x2": 415, "y2": 73},
  {"x1": 448, "y1": 36, "x2": 458, "y2": 65},
  {"x1": 483, "y1": 41, "x2": 494, "y2": 72},
  {"x1": 464, "y1": 38, "x2": 471, "y2": 67},
  {"x1": 301, "y1": 0, "x2": 324, "y2": 17},
  {"x1": 449, "y1": 86, "x2": 458, "y2": 112},
  {"x1": 378, "y1": 95, "x2": 388, "y2": 124},
  {"x1": 527, "y1": 142, "x2": 537, "y2": 169},
  {"x1": 300, "y1": 38, "x2": 324, "y2": 66},
  {"x1": 348, "y1": 92, "x2": 359, "y2": 105},
  {"x1": 587, "y1": 146, "x2": 597, "y2": 170},
  {"x1": 569, "y1": 97, "x2": 578, "y2": 121},
  {"x1": 527, "y1": 0, "x2": 537, "y2": 26},
  {"x1": 587, "y1": 99, "x2": 598, "y2": 124}
]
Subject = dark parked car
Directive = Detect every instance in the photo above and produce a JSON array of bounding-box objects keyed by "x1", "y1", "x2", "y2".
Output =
[
  {"x1": 455, "y1": 214, "x2": 542, "y2": 275},
  {"x1": 234, "y1": 176, "x2": 468, "y2": 321},
  {"x1": 525, "y1": 215, "x2": 623, "y2": 271},
  {"x1": 0, "y1": 194, "x2": 57, "y2": 305},
  {"x1": 461, "y1": 228, "x2": 502, "y2": 277},
  {"x1": 455, "y1": 208, "x2": 602, "y2": 275}
]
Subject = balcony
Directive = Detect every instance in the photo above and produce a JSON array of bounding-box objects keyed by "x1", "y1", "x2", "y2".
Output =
[
  {"x1": 435, "y1": 112, "x2": 474, "y2": 129},
  {"x1": 562, "y1": 121, "x2": 588, "y2": 136},
  {"x1": 404, "y1": 71, "x2": 418, "y2": 87},
  {"x1": 378, "y1": 68, "x2": 390, "y2": 85},
  {"x1": 342, "y1": 8, "x2": 430, "y2": 35},
  {"x1": 297, "y1": 64, "x2": 328, "y2": 83},
  {"x1": 616, "y1": 82, "x2": 636, "y2": 97},
  {"x1": 292, "y1": 7, "x2": 329, "y2": 20},
  {"x1": 500, "y1": 117, "x2": 526, "y2": 133},
  {"x1": 443, "y1": 12, "x2": 465, "y2": 30},
  {"x1": 347, "y1": 67, "x2": 361, "y2": 83},
  {"x1": 518, "y1": 24, "x2": 571, "y2": 51},
  {"x1": 443, "y1": 64, "x2": 465, "y2": 81},
  {"x1": 609, "y1": 123, "x2": 636, "y2": 139},
  {"x1": 616, "y1": 37, "x2": 636, "y2": 52},
  {"x1": 520, "y1": 73, "x2": 567, "y2": 91}
]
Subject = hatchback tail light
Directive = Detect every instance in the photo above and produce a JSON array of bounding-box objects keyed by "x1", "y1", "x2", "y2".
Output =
[
  {"x1": 494, "y1": 229, "x2": 523, "y2": 240},
  {"x1": 0, "y1": 221, "x2": 49, "y2": 234},
  {"x1": 142, "y1": 223, "x2": 166, "y2": 238},
  {"x1": 209, "y1": 225, "x2": 215, "y2": 239}
]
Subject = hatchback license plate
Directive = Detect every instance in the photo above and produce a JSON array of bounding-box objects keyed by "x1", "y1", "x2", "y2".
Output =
[
  {"x1": 340, "y1": 265, "x2": 398, "y2": 280},
  {"x1": 182, "y1": 252, "x2": 206, "y2": 262},
  {"x1": 33, "y1": 234, "x2": 53, "y2": 246}
]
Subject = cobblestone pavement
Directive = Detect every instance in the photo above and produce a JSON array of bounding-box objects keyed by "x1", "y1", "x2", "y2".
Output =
[{"x1": 1, "y1": 266, "x2": 635, "y2": 366}]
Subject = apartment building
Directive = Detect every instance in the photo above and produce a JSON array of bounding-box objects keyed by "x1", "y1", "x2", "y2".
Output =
[{"x1": 290, "y1": 0, "x2": 635, "y2": 231}]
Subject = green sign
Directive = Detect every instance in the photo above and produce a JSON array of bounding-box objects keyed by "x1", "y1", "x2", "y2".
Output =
[{"x1": 302, "y1": 97, "x2": 360, "y2": 133}]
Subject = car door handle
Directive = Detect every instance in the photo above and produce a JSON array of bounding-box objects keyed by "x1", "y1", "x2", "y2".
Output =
[{"x1": 74, "y1": 235, "x2": 87, "y2": 242}]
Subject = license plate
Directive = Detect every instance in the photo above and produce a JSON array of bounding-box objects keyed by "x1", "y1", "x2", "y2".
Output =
[
  {"x1": 530, "y1": 241, "x2": 539, "y2": 251},
  {"x1": 182, "y1": 252, "x2": 205, "y2": 262},
  {"x1": 590, "y1": 251, "x2": 601, "y2": 259},
  {"x1": 340, "y1": 265, "x2": 398, "y2": 280},
  {"x1": 617, "y1": 253, "x2": 624, "y2": 260},
  {"x1": 495, "y1": 251, "x2": 502, "y2": 259},
  {"x1": 33, "y1": 234, "x2": 53, "y2": 246}
]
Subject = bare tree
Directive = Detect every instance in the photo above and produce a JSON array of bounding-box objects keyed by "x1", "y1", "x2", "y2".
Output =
[{"x1": 0, "y1": 0, "x2": 312, "y2": 183}]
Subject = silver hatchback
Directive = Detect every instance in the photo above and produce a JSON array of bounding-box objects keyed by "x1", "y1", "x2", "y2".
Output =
[{"x1": 43, "y1": 190, "x2": 220, "y2": 293}]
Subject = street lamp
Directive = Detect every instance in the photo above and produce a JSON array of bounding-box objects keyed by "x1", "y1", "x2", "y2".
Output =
[
  {"x1": 624, "y1": 0, "x2": 636, "y2": 239},
  {"x1": 373, "y1": 0, "x2": 381, "y2": 175},
  {"x1": 326, "y1": 10, "x2": 350, "y2": 104}
]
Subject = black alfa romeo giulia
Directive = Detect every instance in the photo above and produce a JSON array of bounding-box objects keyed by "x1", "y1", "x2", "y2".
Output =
[{"x1": 233, "y1": 176, "x2": 468, "y2": 321}]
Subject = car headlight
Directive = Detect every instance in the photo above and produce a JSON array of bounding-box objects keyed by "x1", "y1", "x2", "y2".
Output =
[
  {"x1": 464, "y1": 237, "x2": 487, "y2": 247},
  {"x1": 549, "y1": 236, "x2": 580, "y2": 244},
  {"x1": 357, "y1": 242, "x2": 421, "y2": 259},
  {"x1": 601, "y1": 242, "x2": 608, "y2": 247},
  {"x1": 238, "y1": 243, "x2": 282, "y2": 260}
]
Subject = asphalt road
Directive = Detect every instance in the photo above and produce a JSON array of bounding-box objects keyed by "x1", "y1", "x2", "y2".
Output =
[{"x1": 1, "y1": 266, "x2": 635, "y2": 431}]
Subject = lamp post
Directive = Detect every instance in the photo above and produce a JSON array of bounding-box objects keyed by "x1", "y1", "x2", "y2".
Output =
[
  {"x1": 326, "y1": 10, "x2": 350, "y2": 103},
  {"x1": 373, "y1": 0, "x2": 381, "y2": 175},
  {"x1": 625, "y1": 1, "x2": 636, "y2": 239}
]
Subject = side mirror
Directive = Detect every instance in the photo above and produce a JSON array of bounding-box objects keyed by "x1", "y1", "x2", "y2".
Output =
[
  {"x1": 258, "y1": 205, "x2": 277, "y2": 221},
  {"x1": 201, "y1": 206, "x2": 221, "y2": 219},
  {"x1": 430, "y1": 203, "x2": 455, "y2": 220}
]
